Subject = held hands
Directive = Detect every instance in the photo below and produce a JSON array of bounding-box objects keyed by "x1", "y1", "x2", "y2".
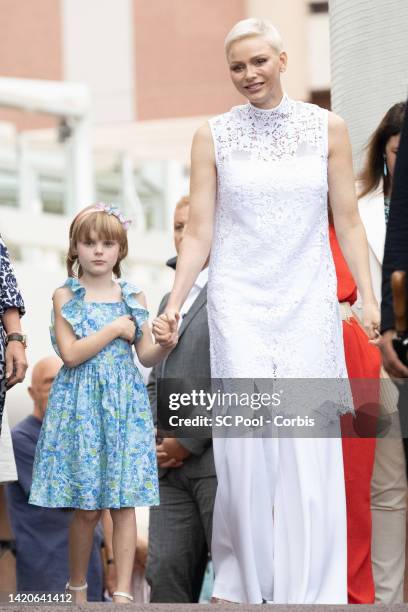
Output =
[
  {"x1": 152, "y1": 312, "x2": 179, "y2": 349},
  {"x1": 113, "y1": 315, "x2": 136, "y2": 343}
]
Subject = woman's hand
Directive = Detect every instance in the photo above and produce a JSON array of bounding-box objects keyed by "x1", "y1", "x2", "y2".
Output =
[
  {"x1": 112, "y1": 315, "x2": 136, "y2": 343},
  {"x1": 163, "y1": 309, "x2": 180, "y2": 331},
  {"x1": 361, "y1": 300, "x2": 381, "y2": 341},
  {"x1": 152, "y1": 313, "x2": 179, "y2": 349},
  {"x1": 5, "y1": 340, "x2": 28, "y2": 388}
]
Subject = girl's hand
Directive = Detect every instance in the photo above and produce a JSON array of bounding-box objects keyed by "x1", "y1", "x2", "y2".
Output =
[
  {"x1": 152, "y1": 314, "x2": 179, "y2": 348},
  {"x1": 362, "y1": 300, "x2": 381, "y2": 341},
  {"x1": 113, "y1": 315, "x2": 136, "y2": 343}
]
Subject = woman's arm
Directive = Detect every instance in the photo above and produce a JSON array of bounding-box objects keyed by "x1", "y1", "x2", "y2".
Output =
[
  {"x1": 134, "y1": 293, "x2": 177, "y2": 367},
  {"x1": 1, "y1": 237, "x2": 27, "y2": 386},
  {"x1": 2, "y1": 308, "x2": 28, "y2": 386},
  {"x1": 53, "y1": 288, "x2": 132, "y2": 368},
  {"x1": 165, "y1": 123, "x2": 217, "y2": 321},
  {"x1": 328, "y1": 112, "x2": 379, "y2": 337}
]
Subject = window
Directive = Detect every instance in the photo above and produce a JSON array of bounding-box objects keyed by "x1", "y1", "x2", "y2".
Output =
[
  {"x1": 310, "y1": 90, "x2": 331, "y2": 110},
  {"x1": 309, "y1": 2, "x2": 329, "y2": 13}
]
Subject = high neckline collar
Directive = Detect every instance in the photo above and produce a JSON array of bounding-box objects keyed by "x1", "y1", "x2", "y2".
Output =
[{"x1": 248, "y1": 93, "x2": 289, "y2": 115}]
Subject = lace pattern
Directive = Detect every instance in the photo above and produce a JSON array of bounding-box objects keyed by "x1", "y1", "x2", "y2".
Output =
[{"x1": 207, "y1": 96, "x2": 352, "y2": 417}]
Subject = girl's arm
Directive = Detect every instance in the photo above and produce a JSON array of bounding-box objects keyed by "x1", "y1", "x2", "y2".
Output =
[
  {"x1": 165, "y1": 123, "x2": 217, "y2": 322},
  {"x1": 53, "y1": 287, "x2": 132, "y2": 368},
  {"x1": 134, "y1": 293, "x2": 177, "y2": 368},
  {"x1": 328, "y1": 112, "x2": 380, "y2": 338}
]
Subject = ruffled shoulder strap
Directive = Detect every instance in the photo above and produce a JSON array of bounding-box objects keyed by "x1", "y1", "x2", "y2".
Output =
[
  {"x1": 119, "y1": 280, "x2": 149, "y2": 339},
  {"x1": 59, "y1": 277, "x2": 86, "y2": 336},
  {"x1": 50, "y1": 277, "x2": 86, "y2": 355}
]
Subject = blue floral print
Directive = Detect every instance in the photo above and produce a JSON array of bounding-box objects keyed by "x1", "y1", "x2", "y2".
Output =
[{"x1": 29, "y1": 277, "x2": 159, "y2": 510}]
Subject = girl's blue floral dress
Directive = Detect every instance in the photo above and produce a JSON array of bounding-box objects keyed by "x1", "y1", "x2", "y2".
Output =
[{"x1": 29, "y1": 277, "x2": 159, "y2": 510}]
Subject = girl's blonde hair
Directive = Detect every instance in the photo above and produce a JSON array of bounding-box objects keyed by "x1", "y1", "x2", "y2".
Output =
[
  {"x1": 67, "y1": 205, "x2": 128, "y2": 278},
  {"x1": 225, "y1": 18, "x2": 284, "y2": 56}
]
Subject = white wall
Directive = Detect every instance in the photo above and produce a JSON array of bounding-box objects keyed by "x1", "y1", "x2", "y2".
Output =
[
  {"x1": 330, "y1": 0, "x2": 408, "y2": 169},
  {"x1": 307, "y1": 12, "x2": 330, "y2": 91},
  {"x1": 246, "y1": 0, "x2": 310, "y2": 101},
  {"x1": 61, "y1": 0, "x2": 135, "y2": 123}
]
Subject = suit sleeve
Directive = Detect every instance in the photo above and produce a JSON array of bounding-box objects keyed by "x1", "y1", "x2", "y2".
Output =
[
  {"x1": 177, "y1": 435, "x2": 211, "y2": 457},
  {"x1": 381, "y1": 102, "x2": 408, "y2": 332},
  {"x1": 151, "y1": 291, "x2": 211, "y2": 457}
]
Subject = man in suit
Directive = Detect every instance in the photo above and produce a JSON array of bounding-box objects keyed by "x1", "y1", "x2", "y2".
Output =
[{"x1": 146, "y1": 196, "x2": 216, "y2": 603}]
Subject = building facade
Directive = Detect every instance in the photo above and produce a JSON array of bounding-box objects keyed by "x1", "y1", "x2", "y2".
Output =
[{"x1": 0, "y1": 0, "x2": 330, "y2": 421}]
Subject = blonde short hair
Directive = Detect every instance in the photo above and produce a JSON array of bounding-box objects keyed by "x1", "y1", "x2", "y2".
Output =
[{"x1": 225, "y1": 18, "x2": 284, "y2": 56}]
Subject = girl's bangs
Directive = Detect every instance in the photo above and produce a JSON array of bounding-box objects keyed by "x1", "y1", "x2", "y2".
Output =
[{"x1": 76, "y1": 212, "x2": 125, "y2": 243}]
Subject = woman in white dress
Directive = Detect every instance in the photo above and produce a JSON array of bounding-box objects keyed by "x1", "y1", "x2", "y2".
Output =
[{"x1": 159, "y1": 18, "x2": 379, "y2": 604}]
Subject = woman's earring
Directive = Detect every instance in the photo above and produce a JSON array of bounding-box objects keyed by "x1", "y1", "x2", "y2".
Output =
[{"x1": 383, "y1": 155, "x2": 388, "y2": 177}]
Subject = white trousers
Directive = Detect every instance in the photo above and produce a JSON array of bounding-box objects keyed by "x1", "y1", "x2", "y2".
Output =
[{"x1": 211, "y1": 428, "x2": 348, "y2": 604}]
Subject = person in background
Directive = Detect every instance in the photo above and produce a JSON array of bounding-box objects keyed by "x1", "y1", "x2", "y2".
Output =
[
  {"x1": 380, "y1": 99, "x2": 408, "y2": 374},
  {"x1": 357, "y1": 102, "x2": 407, "y2": 603},
  {"x1": 0, "y1": 406, "x2": 17, "y2": 485},
  {"x1": 147, "y1": 196, "x2": 216, "y2": 603},
  {"x1": 330, "y1": 223, "x2": 381, "y2": 603},
  {"x1": 0, "y1": 235, "x2": 27, "y2": 435},
  {"x1": 6, "y1": 356, "x2": 104, "y2": 599}
]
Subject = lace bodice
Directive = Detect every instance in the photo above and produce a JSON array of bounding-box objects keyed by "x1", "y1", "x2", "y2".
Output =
[
  {"x1": 207, "y1": 95, "x2": 349, "y2": 405},
  {"x1": 211, "y1": 94, "x2": 327, "y2": 164}
]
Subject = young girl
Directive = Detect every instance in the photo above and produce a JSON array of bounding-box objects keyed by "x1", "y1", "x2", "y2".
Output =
[{"x1": 29, "y1": 203, "x2": 176, "y2": 604}]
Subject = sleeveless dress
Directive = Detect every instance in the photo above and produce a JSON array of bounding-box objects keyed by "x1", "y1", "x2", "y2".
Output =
[
  {"x1": 29, "y1": 277, "x2": 159, "y2": 510},
  {"x1": 207, "y1": 95, "x2": 351, "y2": 604}
]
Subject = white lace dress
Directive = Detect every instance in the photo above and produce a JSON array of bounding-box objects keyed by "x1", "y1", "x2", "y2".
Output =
[{"x1": 207, "y1": 95, "x2": 350, "y2": 604}]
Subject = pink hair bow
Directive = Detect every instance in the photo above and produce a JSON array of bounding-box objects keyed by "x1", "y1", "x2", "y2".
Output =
[{"x1": 94, "y1": 202, "x2": 132, "y2": 230}]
